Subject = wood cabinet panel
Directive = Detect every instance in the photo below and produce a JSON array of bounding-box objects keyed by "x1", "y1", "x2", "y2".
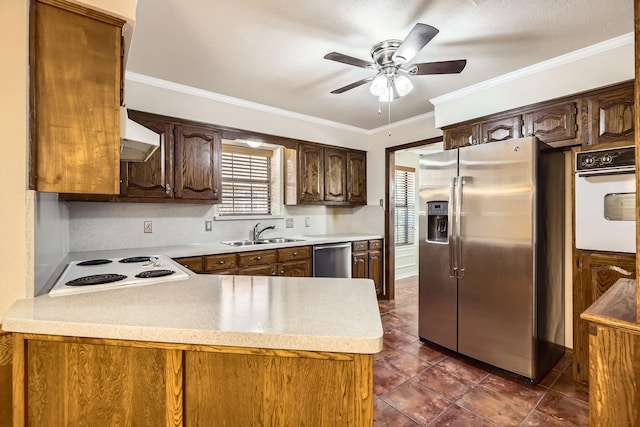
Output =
[
  {"x1": 174, "y1": 256, "x2": 203, "y2": 273},
  {"x1": 174, "y1": 124, "x2": 221, "y2": 201},
  {"x1": 277, "y1": 246, "x2": 311, "y2": 262},
  {"x1": 239, "y1": 264, "x2": 276, "y2": 276},
  {"x1": 573, "y1": 251, "x2": 636, "y2": 387},
  {"x1": 523, "y1": 102, "x2": 577, "y2": 144},
  {"x1": 352, "y1": 240, "x2": 383, "y2": 296},
  {"x1": 279, "y1": 260, "x2": 311, "y2": 277},
  {"x1": 480, "y1": 115, "x2": 521, "y2": 144},
  {"x1": 204, "y1": 254, "x2": 237, "y2": 272},
  {"x1": 30, "y1": 0, "x2": 124, "y2": 194},
  {"x1": 238, "y1": 250, "x2": 277, "y2": 267},
  {"x1": 120, "y1": 113, "x2": 173, "y2": 199},
  {"x1": 347, "y1": 151, "x2": 367, "y2": 205},
  {"x1": 352, "y1": 253, "x2": 368, "y2": 280},
  {"x1": 24, "y1": 339, "x2": 176, "y2": 426},
  {"x1": 587, "y1": 84, "x2": 635, "y2": 146},
  {"x1": 353, "y1": 241, "x2": 368, "y2": 252},
  {"x1": 324, "y1": 148, "x2": 347, "y2": 202},
  {"x1": 368, "y1": 250, "x2": 383, "y2": 295},
  {"x1": 0, "y1": 331, "x2": 11, "y2": 427},
  {"x1": 443, "y1": 124, "x2": 478, "y2": 150},
  {"x1": 298, "y1": 143, "x2": 324, "y2": 203}
]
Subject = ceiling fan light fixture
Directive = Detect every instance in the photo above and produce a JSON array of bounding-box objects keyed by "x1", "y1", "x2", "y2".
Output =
[
  {"x1": 378, "y1": 86, "x2": 395, "y2": 103},
  {"x1": 394, "y1": 75, "x2": 414, "y2": 97},
  {"x1": 369, "y1": 74, "x2": 388, "y2": 96}
]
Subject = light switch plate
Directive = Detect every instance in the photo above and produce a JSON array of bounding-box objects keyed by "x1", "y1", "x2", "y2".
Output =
[
  {"x1": 144, "y1": 221, "x2": 152, "y2": 233},
  {"x1": 305, "y1": 217, "x2": 310, "y2": 227},
  {"x1": 285, "y1": 218, "x2": 294, "y2": 228},
  {"x1": 205, "y1": 220, "x2": 212, "y2": 231}
]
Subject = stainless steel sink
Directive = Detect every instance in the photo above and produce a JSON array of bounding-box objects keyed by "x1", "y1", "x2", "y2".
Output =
[{"x1": 221, "y1": 238, "x2": 305, "y2": 246}]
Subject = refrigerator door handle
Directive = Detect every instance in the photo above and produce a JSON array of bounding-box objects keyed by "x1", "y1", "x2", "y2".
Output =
[
  {"x1": 449, "y1": 176, "x2": 457, "y2": 278},
  {"x1": 456, "y1": 176, "x2": 464, "y2": 278}
]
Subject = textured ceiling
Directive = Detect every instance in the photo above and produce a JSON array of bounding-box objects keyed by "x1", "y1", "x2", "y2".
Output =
[{"x1": 127, "y1": 0, "x2": 633, "y2": 130}]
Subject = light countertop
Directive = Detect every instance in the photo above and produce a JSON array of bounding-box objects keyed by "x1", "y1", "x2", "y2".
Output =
[{"x1": 3, "y1": 272, "x2": 384, "y2": 354}]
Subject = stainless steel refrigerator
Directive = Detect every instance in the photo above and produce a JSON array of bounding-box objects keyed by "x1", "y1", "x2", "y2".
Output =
[{"x1": 418, "y1": 137, "x2": 565, "y2": 382}]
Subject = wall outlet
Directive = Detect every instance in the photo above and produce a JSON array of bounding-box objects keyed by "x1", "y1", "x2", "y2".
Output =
[
  {"x1": 144, "y1": 221, "x2": 152, "y2": 233},
  {"x1": 205, "y1": 220, "x2": 212, "y2": 231},
  {"x1": 305, "y1": 217, "x2": 310, "y2": 227},
  {"x1": 285, "y1": 218, "x2": 294, "y2": 228}
]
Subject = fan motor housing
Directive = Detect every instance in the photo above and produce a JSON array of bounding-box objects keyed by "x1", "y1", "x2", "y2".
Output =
[{"x1": 370, "y1": 40, "x2": 402, "y2": 67}]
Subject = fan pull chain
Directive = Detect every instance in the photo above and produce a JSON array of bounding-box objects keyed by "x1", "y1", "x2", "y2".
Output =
[
  {"x1": 378, "y1": 99, "x2": 382, "y2": 115},
  {"x1": 388, "y1": 99, "x2": 392, "y2": 136}
]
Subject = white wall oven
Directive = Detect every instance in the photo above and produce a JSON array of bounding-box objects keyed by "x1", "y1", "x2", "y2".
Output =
[{"x1": 575, "y1": 145, "x2": 636, "y2": 253}]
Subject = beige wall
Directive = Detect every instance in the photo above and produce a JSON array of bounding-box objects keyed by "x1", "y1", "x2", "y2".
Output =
[{"x1": 0, "y1": 0, "x2": 29, "y2": 317}]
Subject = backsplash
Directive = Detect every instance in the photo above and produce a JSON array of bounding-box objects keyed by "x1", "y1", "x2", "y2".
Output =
[{"x1": 68, "y1": 202, "x2": 359, "y2": 252}]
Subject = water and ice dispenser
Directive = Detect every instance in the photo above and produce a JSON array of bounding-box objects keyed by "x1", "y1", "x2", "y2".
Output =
[{"x1": 427, "y1": 202, "x2": 448, "y2": 243}]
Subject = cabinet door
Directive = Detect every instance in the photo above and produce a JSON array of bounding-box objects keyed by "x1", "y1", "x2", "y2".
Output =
[
  {"x1": 120, "y1": 114, "x2": 173, "y2": 199},
  {"x1": 480, "y1": 116, "x2": 521, "y2": 144},
  {"x1": 31, "y1": 1, "x2": 124, "y2": 195},
  {"x1": 174, "y1": 124, "x2": 221, "y2": 201},
  {"x1": 573, "y1": 251, "x2": 636, "y2": 386},
  {"x1": 324, "y1": 148, "x2": 347, "y2": 203},
  {"x1": 278, "y1": 260, "x2": 310, "y2": 277},
  {"x1": 347, "y1": 151, "x2": 367, "y2": 205},
  {"x1": 174, "y1": 256, "x2": 203, "y2": 273},
  {"x1": 204, "y1": 254, "x2": 237, "y2": 272},
  {"x1": 239, "y1": 264, "x2": 276, "y2": 276},
  {"x1": 297, "y1": 143, "x2": 324, "y2": 203},
  {"x1": 443, "y1": 124, "x2": 479, "y2": 149},
  {"x1": 587, "y1": 84, "x2": 635, "y2": 146},
  {"x1": 368, "y1": 250, "x2": 383, "y2": 296},
  {"x1": 352, "y1": 253, "x2": 368, "y2": 279},
  {"x1": 523, "y1": 102, "x2": 577, "y2": 145}
]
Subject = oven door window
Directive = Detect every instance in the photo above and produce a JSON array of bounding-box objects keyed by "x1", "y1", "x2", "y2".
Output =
[{"x1": 604, "y1": 192, "x2": 635, "y2": 221}]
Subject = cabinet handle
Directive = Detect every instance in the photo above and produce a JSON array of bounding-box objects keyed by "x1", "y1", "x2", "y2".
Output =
[
  {"x1": 348, "y1": 192, "x2": 352, "y2": 200},
  {"x1": 483, "y1": 137, "x2": 488, "y2": 143},
  {"x1": 165, "y1": 184, "x2": 172, "y2": 194},
  {"x1": 218, "y1": 260, "x2": 225, "y2": 264},
  {"x1": 213, "y1": 186, "x2": 218, "y2": 195},
  {"x1": 292, "y1": 252, "x2": 298, "y2": 256},
  {"x1": 255, "y1": 256, "x2": 262, "y2": 261},
  {"x1": 280, "y1": 270, "x2": 285, "y2": 274}
]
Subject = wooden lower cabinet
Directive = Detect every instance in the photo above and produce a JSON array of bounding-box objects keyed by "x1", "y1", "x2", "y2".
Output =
[
  {"x1": 352, "y1": 240, "x2": 383, "y2": 296},
  {"x1": 0, "y1": 330, "x2": 11, "y2": 427},
  {"x1": 573, "y1": 250, "x2": 636, "y2": 387},
  {"x1": 13, "y1": 334, "x2": 374, "y2": 426}
]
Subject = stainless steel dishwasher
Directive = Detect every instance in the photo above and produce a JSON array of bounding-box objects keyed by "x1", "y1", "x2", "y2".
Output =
[{"x1": 312, "y1": 242, "x2": 352, "y2": 278}]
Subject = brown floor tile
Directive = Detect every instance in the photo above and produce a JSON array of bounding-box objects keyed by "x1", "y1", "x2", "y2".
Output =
[
  {"x1": 381, "y1": 312, "x2": 408, "y2": 331},
  {"x1": 399, "y1": 341, "x2": 450, "y2": 364},
  {"x1": 377, "y1": 349, "x2": 432, "y2": 378},
  {"x1": 520, "y1": 409, "x2": 569, "y2": 426},
  {"x1": 536, "y1": 390, "x2": 589, "y2": 426},
  {"x1": 428, "y1": 405, "x2": 497, "y2": 427},
  {"x1": 549, "y1": 370, "x2": 589, "y2": 403},
  {"x1": 538, "y1": 367, "x2": 562, "y2": 388},
  {"x1": 480, "y1": 373, "x2": 547, "y2": 409},
  {"x1": 455, "y1": 385, "x2": 531, "y2": 426},
  {"x1": 382, "y1": 381, "x2": 451, "y2": 426},
  {"x1": 399, "y1": 323, "x2": 419, "y2": 337},
  {"x1": 414, "y1": 365, "x2": 474, "y2": 401},
  {"x1": 381, "y1": 329, "x2": 418, "y2": 352},
  {"x1": 374, "y1": 399, "x2": 421, "y2": 426},
  {"x1": 374, "y1": 360, "x2": 408, "y2": 397},
  {"x1": 436, "y1": 356, "x2": 489, "y2": 383}
]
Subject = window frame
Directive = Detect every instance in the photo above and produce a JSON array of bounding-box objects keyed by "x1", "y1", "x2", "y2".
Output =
[{"x1": 394, "y1": 166, "x2": 416, "y2": 246}]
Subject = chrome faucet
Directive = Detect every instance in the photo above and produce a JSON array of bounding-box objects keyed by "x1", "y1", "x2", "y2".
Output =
[{"x1": 252, "y1": 223, "x2": 275, "y2": 241}]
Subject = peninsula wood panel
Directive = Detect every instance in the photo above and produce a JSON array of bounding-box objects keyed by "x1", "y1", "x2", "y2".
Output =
[
  {"x1": 31, "y1": 0, "x2": 123, "y2": 194},
  {"x1": 23, "y1": 339, "x2": 179, "y2": 427},
  {"x1": 184, "y1": 350, "x2": 373, "y2": 426},
  {"x1": 589, "y1": 325, "x2": 640, "y2": 426},
  {"x1": 0, "y1": 331, "x2": 11, "y2": 427}
]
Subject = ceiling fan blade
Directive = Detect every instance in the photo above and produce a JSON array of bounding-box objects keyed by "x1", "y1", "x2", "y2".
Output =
[
  {"x1": 392, "y1": 23, "x2": 439, "y2": 65},
  {"x1": 330, "y1": 77, "x2": 373, "y2": 94},
  {"x1": 409, "y1": 60, "x2": 467, "y2": 75},
  {"x1": 324, "y1": 52, "x2": 375, "y2": 69}
]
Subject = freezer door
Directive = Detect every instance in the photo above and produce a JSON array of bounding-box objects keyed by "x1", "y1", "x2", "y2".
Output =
[
  {"x1": 457, "y1": 137, "x2": 536, "y2": 378},
  {"x1": 418, "y1": 149, "x2": 458, "y2": 351}
]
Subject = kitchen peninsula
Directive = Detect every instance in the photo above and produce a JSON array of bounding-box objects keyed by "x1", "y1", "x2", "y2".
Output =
[{"x1": 3, "y1": 271, "x2": 383, "y2": 426}]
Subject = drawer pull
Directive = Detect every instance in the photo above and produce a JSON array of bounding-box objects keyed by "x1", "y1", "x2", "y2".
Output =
[
  {"x1": 219, "y1": 260, "x2": 225, "y2": 264},
  {"x1": 292, "y1": 252, "x2": 298, "y2": 256},
  {"x1": 255, "y1": 256, "x2": 262, "y2": 261},
  {"x1": 280, "y1": 270, "x2": 285, "y2": 274}
]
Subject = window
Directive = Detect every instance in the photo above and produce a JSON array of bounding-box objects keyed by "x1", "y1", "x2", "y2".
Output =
[
  {"x1": 219, "y1": 145, "x2": 272, "y2": 216},
  {"x1": 395, "y1": 166, "x2": 415, "y2": 246}
]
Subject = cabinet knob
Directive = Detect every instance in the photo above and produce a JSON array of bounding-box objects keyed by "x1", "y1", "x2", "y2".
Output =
[
  {"x1": 165, "y1": 184, "x2": 172, "y2": 194},
  {"x1": 219, "y1": 260, "x2": 225, "y2": 264},
  {"x1": 292, "y1": 252, "x2": 298, "y2": 256},
  {"x1": 255, "y1": 256, "x2": 262, "y2": 261},
  {"x1": 213, "y1": 186, "x2": 218, "y2": 195},
  {"x1": 483, "y1": 137, "x2": 488, "y2": 143},
  {"x1": 280, "y1": 270, "x2": 285, "y2": 274}
]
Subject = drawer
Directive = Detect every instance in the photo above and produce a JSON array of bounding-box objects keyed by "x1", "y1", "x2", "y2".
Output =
[
  {"x1": 238, "y1": 250, "x2": 277, "y2": 267},
  {"x1": 174, "y1": 256, "x2": 203, "y2": 273},
  {"x1": 368, "y1": 240, "x2": 382, "y2": 250},
  {"x1": 239, "y1": 264, "x2": 276, "y2": 276},
  {"x1": 352, "y1": 241, "x2": 368, "y2": 252},
  {"x1": 277, "y1": 246, "x2": 310, "y2": 262},
  {"x1": 204, "y1": 253, "x2": 237, "y2": 272}
]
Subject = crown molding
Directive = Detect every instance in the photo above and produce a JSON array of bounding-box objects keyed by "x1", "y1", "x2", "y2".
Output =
[
  {"x1": 367, "y1": 110, "x2": 436, "y2": 135},
  {"x1": 430, "y1": 32, "x2": 634, "y2": 106},
  {"x1": 125, "y1": 71, "x2": 369, "y2": 134}
]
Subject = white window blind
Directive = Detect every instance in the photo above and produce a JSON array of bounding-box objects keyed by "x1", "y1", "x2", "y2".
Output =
[
  {"x1": 395, "y1": 166, "x2": 415, "y2": 246},
  {"x1": 220, "y1": 145, "x2": 272, "y2": 216}
]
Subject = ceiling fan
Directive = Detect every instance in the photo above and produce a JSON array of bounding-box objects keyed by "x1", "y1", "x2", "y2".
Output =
[{"x1": 324, "y1": 23, "x2": 467, "y2": 102}]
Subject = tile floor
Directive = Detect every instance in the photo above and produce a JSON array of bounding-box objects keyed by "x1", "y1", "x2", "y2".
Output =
[{"x1": 374, "y1": 276, "x2": 589, "y2": 426}]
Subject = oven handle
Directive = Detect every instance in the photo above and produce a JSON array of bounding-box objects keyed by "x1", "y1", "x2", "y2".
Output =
[{"x1": 577, "y1": 169, "x2": 635, "y2": 178}]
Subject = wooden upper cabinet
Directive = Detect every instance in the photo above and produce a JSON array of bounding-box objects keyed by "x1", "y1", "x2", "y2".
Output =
[
  {"x1": 174, "y1": 124, "x2": 221, "y2": 201},
  {"x1": 297, "y1": 143, "x2": 324, "y2": 203},
  {"x1": 324, "y1": 148, "x2": 347, "y2": 202},
  {"x1": 523, "y1": 102, "x2": 577, "y2": 145},
  {"x1": 120, "y1": 113, "x2": 173, "y2": 199},
  {"x1": 480, "y1": 115, "x2": 521, "y2": 144},
  {"x1": 30, "y1": 0, "x2": 125, "y2": 194},
  {"x1": 347, "y1": 151, "x2": 367, "y2": 205},
  {"x1": 587, "y1": 84, "x2": 635, "y2": 146},
  {"x1": 443, "y1": 124, "x2": 479, "y2": 150}
]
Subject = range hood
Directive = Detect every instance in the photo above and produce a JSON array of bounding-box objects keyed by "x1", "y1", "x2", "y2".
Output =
[{"x1": 120, "y1": 107, "x2": 160, "y2": 162}]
